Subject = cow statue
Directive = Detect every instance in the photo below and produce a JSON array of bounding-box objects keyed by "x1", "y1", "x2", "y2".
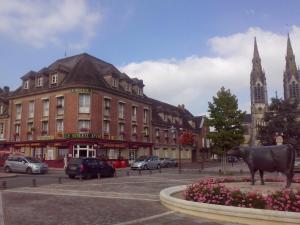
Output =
[{"x1": 228, "y1": 144, "x2": 295, "y2": 187}]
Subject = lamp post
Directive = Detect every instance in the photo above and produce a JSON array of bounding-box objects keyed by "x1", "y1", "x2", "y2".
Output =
[{"x1": 170, "y1": 126, "x2": 182, "y2": 173}]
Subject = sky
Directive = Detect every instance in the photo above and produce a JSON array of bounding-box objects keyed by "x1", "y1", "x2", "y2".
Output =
[{"x1": 1, "y1": 0, "x2": 300, "y2": 116}]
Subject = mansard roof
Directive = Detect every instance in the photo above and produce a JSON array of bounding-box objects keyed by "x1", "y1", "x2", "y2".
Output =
[{"x1": 12, "y1": 53, "x2": 145, "y2": 98}]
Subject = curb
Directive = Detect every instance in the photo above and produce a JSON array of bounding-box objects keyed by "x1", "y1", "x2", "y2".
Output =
[
  {"x1": 160, "y1": 185, "x2": 300, "y2": 225},
  {"x1": 0, "y1": 173, "x2": 17, "y2": 178}
]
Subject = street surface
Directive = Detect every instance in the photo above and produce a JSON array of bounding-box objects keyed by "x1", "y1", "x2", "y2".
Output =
[{"x1": 0, "y1": 163, "x2": 246, "y2": 225}]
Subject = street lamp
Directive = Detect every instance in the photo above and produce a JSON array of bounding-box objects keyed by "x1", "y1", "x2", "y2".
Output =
[{"x1": 170, "y1": 126, "x2": 182, "y2": 173}]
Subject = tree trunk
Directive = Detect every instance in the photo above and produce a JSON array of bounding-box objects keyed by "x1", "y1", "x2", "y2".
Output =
[{"x1": 222, "y1": 152, "x2": 227, "y2": 174}]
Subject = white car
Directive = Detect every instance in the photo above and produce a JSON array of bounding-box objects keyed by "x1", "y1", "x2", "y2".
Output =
[{"x1": 131, "y1": 156, "x2": 161, "y2": 170}]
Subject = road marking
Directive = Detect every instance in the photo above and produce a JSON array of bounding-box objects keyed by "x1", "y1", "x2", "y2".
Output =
[
  {"x1": 5, "y1": 188, "x2": 159, "y2": 202},
  {"x1": 0, "y1": 191, "x2": 4, "y2": 225},
  {"x1": 112, "y1": 211, "x2": 175, "y2": 225}
]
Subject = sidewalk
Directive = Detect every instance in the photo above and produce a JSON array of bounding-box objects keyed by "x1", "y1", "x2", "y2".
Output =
[{"x1": 0, "y1": 173, "x2": 17, "y2": 178}]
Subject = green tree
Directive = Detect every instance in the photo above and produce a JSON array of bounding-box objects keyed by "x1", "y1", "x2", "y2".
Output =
[
  {"x1": 207, "y1": 87, "x2": 245, "y2": 172},
  {"x1": 258, "y1": 98, "x2": 300, "y2": 152}
]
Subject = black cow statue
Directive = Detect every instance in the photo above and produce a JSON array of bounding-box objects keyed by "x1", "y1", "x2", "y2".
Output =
[{"x1": 228, "y1": 144, "x2": 295, "y2": 187}]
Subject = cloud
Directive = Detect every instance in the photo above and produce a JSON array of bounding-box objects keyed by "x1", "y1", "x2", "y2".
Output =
[
  {"x1": 0, "y1": 0, "x2": 101, "y2": 49},
  {"x1": 120, "y1": 26, "x2": 300, "y2": 116}
]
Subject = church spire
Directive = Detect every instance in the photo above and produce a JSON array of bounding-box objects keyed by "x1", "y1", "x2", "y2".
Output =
[
  {"x1": 251, "y1": 37, "x2": 264, "y2": 82},
  {"x1": 253, "y1": 37, "x2": 260, "y2": 60},
  {"x1": 285, "y1": 33, "x2": 297, "y2": 77}
]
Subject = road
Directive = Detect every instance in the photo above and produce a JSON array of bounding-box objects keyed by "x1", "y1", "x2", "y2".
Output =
[{"x1": 0, "y1": 166, "x2": 243, "y2": 225}]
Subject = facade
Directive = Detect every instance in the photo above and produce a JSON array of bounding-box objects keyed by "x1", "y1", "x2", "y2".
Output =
[
  {"x1": 0, "y1": 53, "x2": 208, "y2": 165},
  {"x1": 249, "y1": 35, "x2": 300, "y2": 146}
]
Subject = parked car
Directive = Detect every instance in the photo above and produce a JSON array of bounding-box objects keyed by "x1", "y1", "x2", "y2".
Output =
[
  {"x1": 227, "y1": 156, "x2": 238, "y2": 163},
  {"x1": 294, "y1": 157, "x2": 300, "y2": 173},
  {"x1": 65, "y1": 158, "x2": 115, "y2": 179},
  {"x1": 160, "y1": 158, "x2": 177, "y2": 167},
  {"x1": 4, "y1": 155, "x2": 48, "y2": 174},
  {"x1": 131, "y1": 156, "x2": 161, "y2": 170}
]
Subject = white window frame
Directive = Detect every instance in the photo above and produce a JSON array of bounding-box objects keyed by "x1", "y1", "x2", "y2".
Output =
[
  {"x1": 132, "y1": 106, "x2": 137, "y2": 121},
  {"x1": 56, "y1": 119, "x2": 64, "y2": 132},
  {"x1": 79, "y1": 94, "x2": 90, "y2": 113},
  {"x1": 138, "y1": 88, "x2": 143, "y2": 96},
  {"x1": 51, "y1": 74, "x2": 58, "y2": 84},
  {"x1": 0, "y1": 123, "x2": 4, "y2": 139},
  {"x1": 56, "y1": 96, "x2": 64, "y2": 115},
  {"x1": 42, "y1": 121, "x2": 49, "y2": 134},
  {"x1": 16, "y1": 104, "x2": 22, "y2": 120},
  {"x1": 143, "y1": 108, "x2": 148, "y2": 123},
  {"x1": 118, "y1": 102, "x2": 125, "y2": 119},
  {"x1": 112, "y1": 79, "x2": 118, "y2": 87},
  {"x1": 103, "y1": 120, "x2": 110, "y2": 133},
  {"x1": 28, "y1": 101, "x2": 35, "y2": 118},
  {"x1": 43, "y1": 99, "x2": 49, "y2": 117},
  {"x1": 36, "y1": 77, "x2": 43, "y2": 87},
  {"x1": 24, "y1": 80, "x2": 29, "y2": 89},
  {"x1": 104, "y1": 98, "x2": 110, "y2": 116},
  {"x1": 78, "y1": 120, "x2": 90, "y2": 132}
]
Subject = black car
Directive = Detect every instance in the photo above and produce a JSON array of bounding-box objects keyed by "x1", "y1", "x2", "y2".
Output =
[{"x1": 65, "y1": 158, "x2": 115, "y2": 179}]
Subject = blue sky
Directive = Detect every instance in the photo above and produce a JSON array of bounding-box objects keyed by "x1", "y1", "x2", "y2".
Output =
[{"x1": 1, "y1": 0, "x2": 300, "y2": 115}]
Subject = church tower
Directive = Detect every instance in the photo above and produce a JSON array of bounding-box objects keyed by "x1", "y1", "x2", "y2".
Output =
[
  {"x1": 283, "y1": 34, "x2": 300, "y2": 100},
  {"x1": 250, "y1": 37, "x2": 268, "y2": 146}
]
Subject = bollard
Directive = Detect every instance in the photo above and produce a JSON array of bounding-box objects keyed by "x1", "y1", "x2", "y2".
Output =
[
  {"x1": 79, "y1": 174, "x2": 83, "y2": 181},
  {"x1": 159, "y1": 167, "x2": 161, "y2": 173},
  {"x1": 98, "y1": 173, "x2": 101, "y2": 180},
  {"x1": 32, "y1": 178, "x2": 36, "y2": 187},
  {"x1": 149, "y1": 170, "x2": 152, "y2": 175},
  {"x1": 2, "y1": 181, "x2": 7, "y2": 190},
  {"x1": 126, "y1": 171, "x2": 130, "y2": 176},
  {"x1": 138, "y1": 170, "x2": 141, "y2": 175},
  {"x1": 114, "y1": 170, "x2": 117, "y2": 178},
  {"x1": 58, "y1": 177, "x2": 62, "y2": 184}
]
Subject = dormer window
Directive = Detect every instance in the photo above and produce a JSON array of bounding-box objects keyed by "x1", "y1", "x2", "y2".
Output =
[
  {"x1": 112, "y1": 79, "x2": 118, "y2": 87},
  {"x1": 24, "y1": 80, "x2": 29, "y2": 89},
  {"x1": 138, "y1": 87, "x2": 143, "y2": 96},
  {"x1": 36, "y1": 77, "x2": 43, "y2": 87},
  {"x1": 51, "y1": 74, "x2": 58, "y2": 84}
]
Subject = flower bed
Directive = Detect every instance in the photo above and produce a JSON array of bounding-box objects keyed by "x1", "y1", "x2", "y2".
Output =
[{"x1": 184, "y1": 177, "x2": 300, "y2": 212}]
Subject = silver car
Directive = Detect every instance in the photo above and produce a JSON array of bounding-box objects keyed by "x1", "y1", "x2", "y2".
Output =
[
  {"x1": 4, "y1": 155, "x2": 48, "y2": 174},
  {"x1": 131, "y1": 156, "x2": 161, "y2": 170}
]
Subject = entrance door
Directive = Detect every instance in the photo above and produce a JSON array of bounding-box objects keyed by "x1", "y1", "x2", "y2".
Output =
[{"x1": 73, "y1": 145, "x2": 96, "y2": 158}]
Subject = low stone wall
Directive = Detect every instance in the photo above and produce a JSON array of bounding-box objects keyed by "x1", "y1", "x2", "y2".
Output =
[{"x1": 160, "y1": 185, "x2": 300, "y2": 225}]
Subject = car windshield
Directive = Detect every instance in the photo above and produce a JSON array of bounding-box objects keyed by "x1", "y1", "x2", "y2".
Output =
[
  {"x1": 25, "y1": 157, "x2": 41, "y2": 163},
  {"x1": 135, "y1": 156, "x2": 147, "y2": 162}
]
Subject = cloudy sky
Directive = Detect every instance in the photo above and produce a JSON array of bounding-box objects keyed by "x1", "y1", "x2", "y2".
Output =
[{"x1": 1, "y1": 0, "x2": 300, "y2": 116}]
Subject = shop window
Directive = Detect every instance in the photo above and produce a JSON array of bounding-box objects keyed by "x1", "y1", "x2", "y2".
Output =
[
  {"x1": 42, "y1": 99, "x2": 49, "y2": 117},
  {"x1": 79, "y1": 94, "x2": 90, "y2": 113},
  {"x1": 28, "y1": 101, "x2": 35, "y2": 118},
  {"x1": 16, "y1": 104, "x2": 22, "y2": 120}
]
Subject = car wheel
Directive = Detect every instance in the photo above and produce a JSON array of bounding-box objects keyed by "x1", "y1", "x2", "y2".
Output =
[
  {"x1": 68, "y1": 175, "x2": 75, "y2": 179},
  {"x1": 26, "y1": 168, "x2": 32, "y2": 175},
  {"x1": 4, "y1": 166, "x2": 11, "y2": 173},
  {"x1": 143, "y1": 165, "x2": 148, "y2": 170}
]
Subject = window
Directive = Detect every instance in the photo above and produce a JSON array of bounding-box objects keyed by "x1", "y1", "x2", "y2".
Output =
[
  {"x1": 36, "y1": 77, "x2": 43, "y2": 87},
  {"x1": 155, "y1": 129, "x2": 160, "y2": 137},
  {"x1": 78, "y1": 120, "x2": 90, "y2": 132},
  {"x1": 104, "y1": 98, "x2": 110, "y2": 116},
  {"x1": 143, "y1": 108, "x2": 148, "y2": 123},
  {"x1": 289, "y1": 81, "x2": 299, "y2": 98},
  {"x1": 0, "y1": 105, "x2": 3, "y2": 115},
  {"x1": 144, "y1": 127, "x2": 149, "y2": 136},
  {"x1": 112, "y1": 79, "x2": 118, "y2": 87},
  {"x1": 27, "y1": 122, "x2": 34, "y2": 140},
  {"x1": 15, "y1": 124, "x2": 20, "y2": 141},
  {"x1": 51, "y1": 74, "x2": 58, "y2": 84},
  {"x1": 254, "y1": 83, "x2": 264, "y2": 101},
  {"x1": 28, "y1": 101, "x2": 35, "y2": 118},
  {"x1": 138, "y1": 88, "x2": 143, "y2": 96},
  {"x1": 0, "y1": 123, "x2": 4, "y2": 139},
  {"x1": 79, "y1": 94, "x2": 90, "y2": 113},
  {"x1": 132, "y1": 125, "x2": 137, "y2": 141},
  {"x1": 16, "y1": 104, "x2": 22, "y2": 120},
  {"x1": 42, "y1": 99, "x2": 49, "y2": 117},
  {"x1": 56, "y1": 96, "x2": 64, "y2": 115},
  {"x1": 103, "y1": 120, "x2": 110, "y2": 133},
  {"x1": 119, "y1": 123, "x2": 125, "y2": 140},
  {"x1": 132, "y1": 106, "x2": 137, "y2": 121},
  {"x1": 56, "y1": 119, "x2": 64, "y2": 132},
  {"x1": 118, "y1": 102, "x2": 125, "y2": 119},
  {"x1": 42, "y1": 121, "x2": 48, "y2": 135},
  {"x1": 24, "y1": 80, "x2": 29, "y2": 89}
]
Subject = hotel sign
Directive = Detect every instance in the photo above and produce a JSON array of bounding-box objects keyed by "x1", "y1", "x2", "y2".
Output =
[
  {"x1": 71, "y1": 88, "x2": 91, "y2": 93},
  {"x1": 37, "y1": 136, "x2": 55, "y2": 141},
  {"x1": 64, "y1": 133, "x2": 101, "y2": 139}
]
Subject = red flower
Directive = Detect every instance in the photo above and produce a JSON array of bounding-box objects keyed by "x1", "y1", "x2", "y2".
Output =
[{"x1": 179, "y1": 131, "x2": 194, "y2": 146}]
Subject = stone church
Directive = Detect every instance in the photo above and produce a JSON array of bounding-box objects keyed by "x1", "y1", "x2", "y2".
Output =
[{"x1": 248, "y1": 35, "x2": 299, "y2": 146}]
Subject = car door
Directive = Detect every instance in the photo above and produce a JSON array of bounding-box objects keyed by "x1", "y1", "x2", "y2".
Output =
[{"x1": 19, "y1": 158, "x2": 28, "y2": 173}]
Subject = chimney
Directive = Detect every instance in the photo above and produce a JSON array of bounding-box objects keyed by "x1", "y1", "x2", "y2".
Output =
[{"x1": 3, "y1": 86, "x2": 9, "y2": 93}]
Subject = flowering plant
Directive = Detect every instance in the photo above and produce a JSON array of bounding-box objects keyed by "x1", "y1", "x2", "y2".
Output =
[
  {"x1": 179, "y1": 131, "x2": 194, "y2": 146},
  {"x1": 184, "y1": 176, "x2": 300, "y2": 212}
]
